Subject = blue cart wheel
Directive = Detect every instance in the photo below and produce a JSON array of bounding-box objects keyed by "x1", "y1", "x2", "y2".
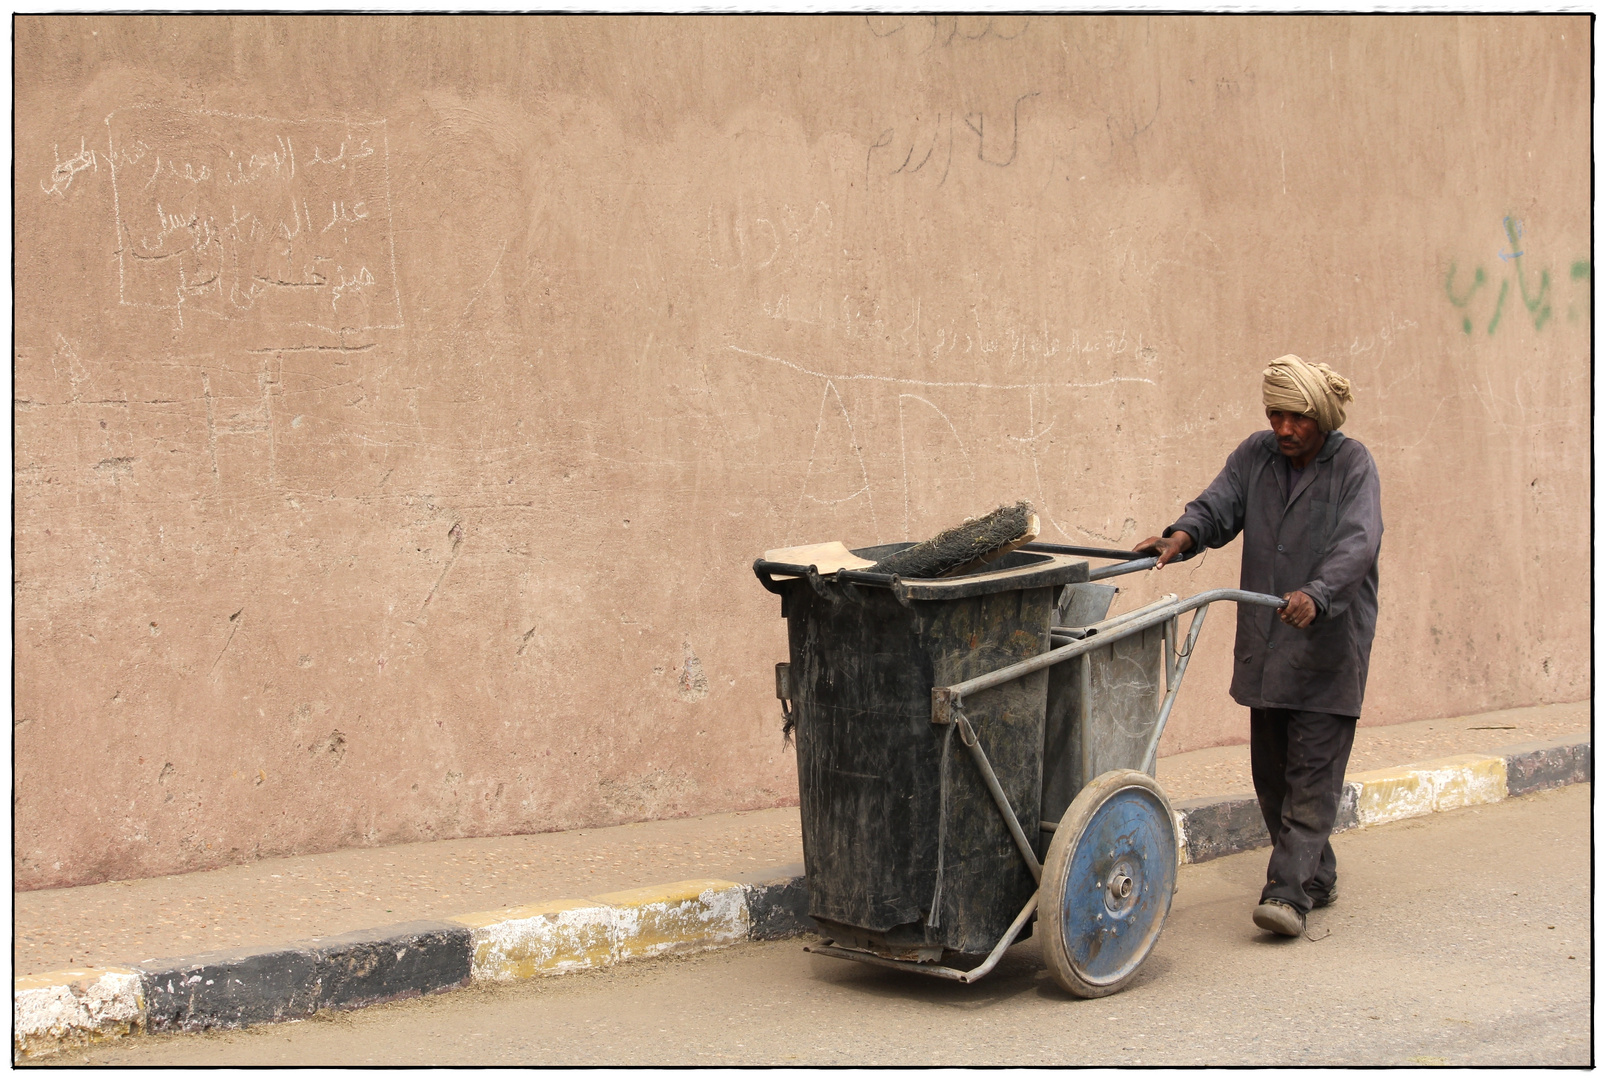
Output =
[{"x1": 1041, "y1": 768, "x2": 1177, "y2": 998}]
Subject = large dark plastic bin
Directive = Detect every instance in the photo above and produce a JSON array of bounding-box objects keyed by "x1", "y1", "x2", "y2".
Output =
[{"x1": 760, "y1": 544, "x2": 1088, "y2": 959}]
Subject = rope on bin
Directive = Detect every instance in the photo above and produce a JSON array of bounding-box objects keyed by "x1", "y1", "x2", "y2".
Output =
[{"x1": 926, "y1": 722, "x2": 955, "y2": 930}]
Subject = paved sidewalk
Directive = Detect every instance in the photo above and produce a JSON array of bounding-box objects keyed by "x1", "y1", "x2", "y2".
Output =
[{"x1": 14, "y1": 700, "x2": 1588, "y2": 978}]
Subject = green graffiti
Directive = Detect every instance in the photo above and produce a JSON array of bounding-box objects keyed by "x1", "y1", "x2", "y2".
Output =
[
  {"x1": 1445, "y1": 262, "x2": 1486, "y2": 307},
  {"x1": 1444, "y1": 221, "x2": 1586, "y2": 335},
  {"x1": 1486, "y1": 279, "x2": 1509, "y2": 335}
]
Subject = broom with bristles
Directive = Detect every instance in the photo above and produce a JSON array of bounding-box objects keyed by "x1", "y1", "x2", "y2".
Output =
[
  {"x1": 774, "y1": 500, "x2": 1040, "y2": 746},
  {"x1": 869, "y1": 500, "x2": 1041, "y2": 579}
]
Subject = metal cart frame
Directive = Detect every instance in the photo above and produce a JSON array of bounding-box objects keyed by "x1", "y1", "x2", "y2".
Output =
[{"x1": 762, "y1": 543, "x2": 1286, "y2": 992}]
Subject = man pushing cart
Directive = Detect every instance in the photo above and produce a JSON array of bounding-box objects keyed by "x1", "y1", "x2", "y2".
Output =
[
  {"x1": 1135, "y1": 354, "x2": 1382, "y2": 938},
  {"x1": 753, "y1": 353, "x2": 1380, "y2": 994}
]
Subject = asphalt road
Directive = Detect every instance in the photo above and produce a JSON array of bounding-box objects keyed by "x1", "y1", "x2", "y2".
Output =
[{"x1": 64, "y1": 783, "x2": 1591, "y2": 1066}]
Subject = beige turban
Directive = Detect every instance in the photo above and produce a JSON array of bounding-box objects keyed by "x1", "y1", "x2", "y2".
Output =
[{"x1": 1262, "y1": 354, "x2": 1354, "y2": 432}]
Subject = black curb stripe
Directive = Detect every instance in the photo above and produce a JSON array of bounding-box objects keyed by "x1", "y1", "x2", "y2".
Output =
[
  {"x1": 732, "y1": 862, "x2": 814, "y2": 941},
  {"x1": 137, "y1": 921, "x2": 471, "y2": 1032},
  {"x1": 1172, "y1": 794, "x2": 1270, "y2": 864},
  {"x1": 306, "y1": 922, "x2": 472, "y2": 1011},
  {"x1": 139, "y1": 947, "x2": 319, "y2": 1032},
  {"x1": 1334, "y1": 781, "x2": 1361, "y2": 833},
  {"x1": 1503, "y1": 739, "x2": 1593, "y2": 797}
]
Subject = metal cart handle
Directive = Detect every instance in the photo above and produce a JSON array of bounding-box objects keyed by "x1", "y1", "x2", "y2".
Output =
[
  {"x1": 931, "y1": 588, "x2": 1286, "y2": 725},
  {"x1": 1089, "y1": 556, "x2": 1159, "y2": 580}
]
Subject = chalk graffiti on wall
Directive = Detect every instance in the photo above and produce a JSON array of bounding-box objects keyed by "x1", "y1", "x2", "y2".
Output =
[
  {"x1": 866, "y1": 92, "x2": 1042, "y2": 187},
  {"x1": 704, "y1": 201, "x2": 834, "y2": 275},
  {"x1": 861, "y1": 15, "x2": 1040, "y2": 187},
  {"x1": 40, "y1": 137, "x2": 100, "y2": 197},
  {"x1": 102, "y1": 105, "x2": 403, "y2": 335},
  {"x1": 1445, "y1": 217, "x2": 1589, "y2": 335},
  {"x1": 727, "y1": 335, "x2": 1159, "y2": 548},
  {"x1": 865, "y1": 14, "x2": 1032, "y2": 48}
]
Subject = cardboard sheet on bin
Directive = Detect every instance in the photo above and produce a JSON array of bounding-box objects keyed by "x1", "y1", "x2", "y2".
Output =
[{"x1": 762, "y1": 541, "x2": 876, "y2": 578}]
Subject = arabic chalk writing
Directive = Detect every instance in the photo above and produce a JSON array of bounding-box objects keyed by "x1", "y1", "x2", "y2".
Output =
[{"x1": 104, "y1": 105, "x2": 401, "y2": 334}]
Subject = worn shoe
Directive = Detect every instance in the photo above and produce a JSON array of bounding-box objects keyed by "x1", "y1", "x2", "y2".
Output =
[
  {"x1": 1253, "y1": 898, "x2": 1306, "y2": 937},
  {"x1": 1309, "y1": 885, "x2": 1337, "y2": 910}
]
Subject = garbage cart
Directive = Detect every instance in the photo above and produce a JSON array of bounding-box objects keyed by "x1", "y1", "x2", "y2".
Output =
[{"x1": 753, "y1": 539, "x2": 1285, "y2": 997}]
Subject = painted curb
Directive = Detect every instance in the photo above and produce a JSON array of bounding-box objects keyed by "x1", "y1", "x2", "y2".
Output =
[
  {"x1": 449, "y1": 879, "x2": 752, "y2": 982},
  {"x1": 13, "y1": 736, "x2": 1589, "y2": 1059},
  {"x1": 452, "y1": 899, "x2": 617, "y2": 981},
  {"x1": 1174, "y1": 773, "x2": 1364, "y2": 866},
  {"x1": 733, "y1": 862, "x2": 813, "y2": 941},
  {"x1": 13, "y1": 969, "x2": 143, "y2": 1058},
  {"x1": 1172, "y1": 737, "x2": 1589, "y2": 865},
  {"x1": 1346, "y1": 753, "x2": 1507, "y2": 826},
  {"x1": 138, "y1": 921, "x2": 473, "y2": 1034},
  {"x1": 1503, "y1": 739, "x2": 1592, "y2": 796}
]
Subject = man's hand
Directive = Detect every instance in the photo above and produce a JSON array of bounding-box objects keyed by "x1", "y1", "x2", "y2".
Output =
[
  {"x1": 1134, "y1": 531, "x2": 1194, "y2": 569},
  {"x1": 1280, "y1": 590, "x2": 1317, "y2": 628}
]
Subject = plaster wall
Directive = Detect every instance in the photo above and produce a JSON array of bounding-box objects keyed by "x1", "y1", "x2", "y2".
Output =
[{"x1": 14, "y1": 15, "x2": 1591, "y2": 888}]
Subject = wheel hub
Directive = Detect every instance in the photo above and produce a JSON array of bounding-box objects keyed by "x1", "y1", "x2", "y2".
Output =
[{"x1": 1104, "y1": 860, "x2": 1139, "y2": 916}]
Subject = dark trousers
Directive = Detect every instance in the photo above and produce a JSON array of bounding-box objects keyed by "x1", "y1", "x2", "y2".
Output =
[{"x1": 1249, "y1": 707, "x2": 1358, "y2": 915}]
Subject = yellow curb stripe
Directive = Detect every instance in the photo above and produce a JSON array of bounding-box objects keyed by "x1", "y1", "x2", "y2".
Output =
[
  {"x1": 445, "y1": 879, "x2": 751, "y2": 982},
  {"x1": 590, "y1": 879, "x2": 750, "y2": 963},
  {"x1": 1349, "y1": 765, "x2": 1433, "y2": 825},
  {"x1": 446, "y1": 900, "x2": 616, "y2": 982},
  {"x1": 1349, "y1": 753, "x2": 1508, "y2": 826}
]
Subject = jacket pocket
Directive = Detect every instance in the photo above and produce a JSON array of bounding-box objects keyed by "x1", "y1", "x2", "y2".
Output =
[{"x1": 1286, "y1": 615, "x2": 1352, "y2": 672}]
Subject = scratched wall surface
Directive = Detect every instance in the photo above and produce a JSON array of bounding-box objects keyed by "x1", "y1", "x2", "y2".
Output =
[{"x1": 15, "y1": 16, "x2": 1590, "y2": 888}]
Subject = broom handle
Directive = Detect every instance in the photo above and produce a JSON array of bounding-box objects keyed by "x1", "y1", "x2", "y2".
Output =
[{"x1": 1020, "y1": 541, "x2": 1147, "y2": 561}]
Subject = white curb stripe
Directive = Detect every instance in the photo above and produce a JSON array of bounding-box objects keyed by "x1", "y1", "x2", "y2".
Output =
[
  {"x1": 450, "y1": 879, "x2": 750, "y2": 982},
  {"x1": 13, "y1": 969, "x2": 142, "y2": 1059}
]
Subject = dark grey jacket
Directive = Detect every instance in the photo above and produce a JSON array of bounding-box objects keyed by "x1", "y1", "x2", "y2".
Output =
[{"x1": 1166, "y1": 429, "x2": 1382, "y2": 717}]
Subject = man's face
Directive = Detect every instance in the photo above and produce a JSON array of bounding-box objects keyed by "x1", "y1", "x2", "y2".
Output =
[{"x1": 1267, "y1": 410, "x2": 1324, "y2": 463}]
